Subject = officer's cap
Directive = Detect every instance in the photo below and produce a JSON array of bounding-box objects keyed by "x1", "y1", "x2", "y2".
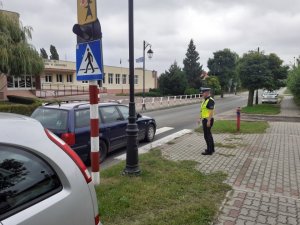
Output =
[{"x1": 200, "y1": 87, "x2": 211, "y2": 93}]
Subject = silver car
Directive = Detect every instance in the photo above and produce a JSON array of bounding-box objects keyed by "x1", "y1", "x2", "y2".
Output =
[
  {"x1": 0, "y1": 113, "x2": 100, "y2": 225},
  {"x1": 262, "y1": 90, "x2": 278, "y2": 104}
]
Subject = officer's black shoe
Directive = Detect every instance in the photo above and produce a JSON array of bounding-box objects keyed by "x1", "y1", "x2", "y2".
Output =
[{"x1": 201, "y1": 151, "x2": 213, "y2": 155}]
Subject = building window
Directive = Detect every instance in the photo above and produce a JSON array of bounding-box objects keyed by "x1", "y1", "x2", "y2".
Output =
[
  {"x1": 108, "y1": 73, "x2": 113, "y2": 84},
  {"x1": 82, "y1": 81, "x2": 88, "y2": 83},
  {"x1": 66, "y1": 74, "x2": 73, "y2": 83},
  {"x1": 103, "y1": 73, "x2": 105, "y2": 84},
  {"x1": 122, "y1": 74, "x2": 127, "y2": 84},
  {"x1": 56, "y1": 74, "x2": 63, "y2": 83},
  {"x1": 134, "y1": 75, "x2": 138, "y2": 84},
  {"x1": 45, "y1": 75, "x2": 52, "y2": 83},
  {"x1": 115, "y1": 74, "x2": 120, "y2": 84}
]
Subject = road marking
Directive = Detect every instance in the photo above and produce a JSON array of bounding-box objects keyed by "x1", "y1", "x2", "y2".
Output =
[
  {"x1": 155, "y1": 127, "x2": 174, "y2": 135},
  {"x1": 114, "y1": 129, "x2": 192, "y2": 161}
]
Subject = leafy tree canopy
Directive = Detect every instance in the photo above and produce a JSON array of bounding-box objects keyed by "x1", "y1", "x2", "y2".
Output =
[
  {"x1": 207, "y1": 49, "x2": 239, "y2": 97},
  {"x1": 0, "y1": 12, "x2": 44, "y2": 76},
  {"x1": 40, "y1": 48, "x2": 48, "y2": 59},
  {"x1": 203, "y1": 76, "x2": 221, "y2": 96},
  {"x1": 50, "y1": 45, "x2": 59, "y2": 60},
  {"x1": 159, "y1": 62, "x2": 188, "y2": 96},
  {"x1": 287, "y1": 63, "x2": 300, "y2": 99},
  {"x1": 183, "y1": 39, "x2": 203, "y2": 89},
  {"x1": 238, "y1": 50, "x2": 288, "y2": 106}
]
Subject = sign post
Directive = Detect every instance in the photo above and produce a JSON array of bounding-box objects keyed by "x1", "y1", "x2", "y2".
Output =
[{"x1": 73, "y1": 0, "x2": 103, "y2": 187}]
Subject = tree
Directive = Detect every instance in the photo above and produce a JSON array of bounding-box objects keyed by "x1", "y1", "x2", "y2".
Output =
[
  {"x1": 40, "y1": 48, "x2": 48, "y2": 59},
  {"x1": 50, "y1": 45, "x2": 59, "y2": 60},
  {"x1": 266, "y1": 53, "x2": 288, "y2": 90},
  {"x1": 207, "y1": 49, "x2": 239, "y2": 98},
  {"x1": 239, "y1": 51, "x2": 270, "y2": 106},
  {"x1": 203, "y1": 76, "x2": 221, "y2": 96},
  {"x1": 287, "y1": 62, "x2": 300, "y2": 99},
  {"x1": 0, "y1": 12, "x2": 44, "y2": 76},
  {"x1": 183, "y1": 39, "x2": 203, "y2": 89},
  {"x1": 158, "y1": 62, "x2": 188, "y2": 96}
]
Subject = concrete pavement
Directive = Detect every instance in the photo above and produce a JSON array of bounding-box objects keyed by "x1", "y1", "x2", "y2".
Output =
[{"x1": 160, "y1": 95, "x2": 300, "y2": 225}]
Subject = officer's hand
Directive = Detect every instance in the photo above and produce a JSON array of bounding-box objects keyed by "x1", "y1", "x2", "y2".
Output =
[{"x1": 207, "y1": 121, "x2": 211, "y2": 127}]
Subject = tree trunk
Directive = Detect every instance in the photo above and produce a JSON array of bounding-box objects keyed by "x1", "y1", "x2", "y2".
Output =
[
  {"x1": 247, "y1": 89, "x2": 255, "y2": 106},
  {"x1": 221, "y1": 87, "x2": 224, "y2": 98},
  {"x1": 255, "y1": 89, "x2": 259, "y2": 105}
]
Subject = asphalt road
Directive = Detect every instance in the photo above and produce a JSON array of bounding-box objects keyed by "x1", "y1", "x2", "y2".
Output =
[
  {"x1": 144, "y1": 92, "x2": 248, "y2": 132},
  {"x1": 101, "y1": 92, "x2": 249, "y2": 169}
]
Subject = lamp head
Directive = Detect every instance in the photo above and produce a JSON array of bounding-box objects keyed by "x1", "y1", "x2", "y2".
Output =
[{"x1": 147, "y1": 48, "x2": 154, "y2": 59}]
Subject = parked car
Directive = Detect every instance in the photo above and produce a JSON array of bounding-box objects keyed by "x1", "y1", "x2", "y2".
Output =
[
  {"x1": 31, "y1": 102, "x2": 156, "y2": 163},
  {"x1": 0, "y1": 113, "x2": 100, "y2": 225},
  {"x1": 262, "y1": 90, "x2": 279, "y2": 104}
]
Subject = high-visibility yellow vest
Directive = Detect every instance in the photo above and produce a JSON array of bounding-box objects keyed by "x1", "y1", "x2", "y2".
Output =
[{"x1": 200, "y1": 97, "x2": 214, "y2": 119}]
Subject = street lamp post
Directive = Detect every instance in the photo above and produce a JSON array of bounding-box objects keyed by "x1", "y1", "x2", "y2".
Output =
[
  {"x1": 123, "y1": 0, "x2": 140, "y2": 175},
  {"x1": 142, "y1": 40, "x2": 153, "y2": 110}
]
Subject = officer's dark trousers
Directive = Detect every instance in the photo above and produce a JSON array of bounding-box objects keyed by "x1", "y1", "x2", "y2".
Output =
[{"x1": 202, "y1": 118, "x2": 215, "y2": 153}]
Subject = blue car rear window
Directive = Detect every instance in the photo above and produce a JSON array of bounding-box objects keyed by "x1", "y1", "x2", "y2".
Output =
[{"x1": 31, "y1": 108, "x2": 68, "y2": 132}]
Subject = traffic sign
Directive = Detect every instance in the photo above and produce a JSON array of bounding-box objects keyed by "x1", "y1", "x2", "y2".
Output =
[
  {"x1": 76, "y1": 39, "x2": 103, "y2": 81},
  {"x1": 77, "y1": 0, "x2": 97, "y2": 25}
]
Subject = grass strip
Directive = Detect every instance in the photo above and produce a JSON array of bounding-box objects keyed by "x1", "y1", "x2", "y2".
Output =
[
  {"x1": 241, "y1": 104, "x2": 280, "y2": 115},
  {"x1": 195, "y1": 120, "x2": 269, "y2": 134},
  {"x1": 96, "y1": 149, "x2": 231, "y2": 225}
]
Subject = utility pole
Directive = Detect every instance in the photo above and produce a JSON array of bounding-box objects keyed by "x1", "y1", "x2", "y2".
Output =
[
  {"x1": 255, "y1": 47, "x2": 259, "y2": 105},
  {"x1": 73, "y1": 0, "x2": 104, "y2": 186},
  {"x1": 123, "y1": 0, "x2": 140, "y2": 175}
]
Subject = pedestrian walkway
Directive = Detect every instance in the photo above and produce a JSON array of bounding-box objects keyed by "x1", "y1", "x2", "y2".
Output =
[
  {"x1": 279, "y1": 95, "x2": 300, "y2": 117},
  {"x1": 160, "y1": 96, "x2": 300, "y2": 225}
]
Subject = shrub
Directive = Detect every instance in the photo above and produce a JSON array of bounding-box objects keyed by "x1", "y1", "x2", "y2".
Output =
[
  {"x1": 7, "y1": 95, "x2": 39, "y2": 105},
  {"x1": 135, "y1": 92, "x2": 162, "y2": 97},
  {"x1": 0, "y1": 102, "x2": 41, "y2": 116},
  {"x1": 184, "y1": 88, "x2": 199, "y2": 95},
  {"x1": 287, "y1": 66, "x2": 300, "y2": 99}
]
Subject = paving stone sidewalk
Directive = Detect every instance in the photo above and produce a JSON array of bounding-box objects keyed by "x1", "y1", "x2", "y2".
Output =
[{"x1": 161, "y1": 96, "x2": 300, "y2": 225}]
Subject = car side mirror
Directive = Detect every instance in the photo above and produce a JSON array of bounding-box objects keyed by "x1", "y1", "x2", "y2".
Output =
[{"x1": 137, "y1": 113, "x2": 142, "y2": 119}]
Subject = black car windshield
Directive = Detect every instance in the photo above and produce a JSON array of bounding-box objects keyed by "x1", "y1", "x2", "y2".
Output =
[{"x1": 31, "y1": 108, "x2": 68, "y2": 132}]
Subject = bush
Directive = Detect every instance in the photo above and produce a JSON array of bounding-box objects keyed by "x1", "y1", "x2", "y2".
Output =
[
  {"x1": 0, "y1": 102, "x2": 41, "y2": 116},
  {"x1": 135, "y1": 91, "x2": 162, "y2": 97},
  {"x1": 184, "y1": 88, "x2": 198, "y2": 95},
  {"x1": 287, "y1": 66, "x2": 300, "y2": 99},
  {"x1": 7, "y1": 95, "x2": 39, "y2": 105}
]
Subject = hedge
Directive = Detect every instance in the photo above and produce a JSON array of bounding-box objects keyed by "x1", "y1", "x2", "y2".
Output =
[
  {"x1": 0, "y1": 102, "x2": 41, "y2": 116},
  {"x1": 7, "y1": 95, "x2": 38, "y2": 105}
]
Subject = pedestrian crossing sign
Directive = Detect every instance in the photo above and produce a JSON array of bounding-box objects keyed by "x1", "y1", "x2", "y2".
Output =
[{"x1": 76, "y1": 39, "x2": 103, "y2": 81}]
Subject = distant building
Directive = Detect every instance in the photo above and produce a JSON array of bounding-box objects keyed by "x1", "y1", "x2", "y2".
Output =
[
  {"x1": 38, "y1": 59, "x2": 158, "y2": 95},
  {"x1": 1, "y1": 59, "x2": 158, "y2": 100}
]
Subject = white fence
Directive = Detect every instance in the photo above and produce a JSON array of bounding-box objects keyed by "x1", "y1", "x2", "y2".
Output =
[{"x1": 108, "y1": 94, "x2": 202, "y2": 112}]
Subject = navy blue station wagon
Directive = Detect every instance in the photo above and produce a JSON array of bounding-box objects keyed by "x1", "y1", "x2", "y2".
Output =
[{"x1": 31, "y1": 102, "x2": 156, "y2": 163}]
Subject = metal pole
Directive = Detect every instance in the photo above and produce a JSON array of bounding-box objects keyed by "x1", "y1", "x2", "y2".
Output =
[
  {"x1": 89, "y1": 80, "x2": 100, "y2": 185},
  {"x1": 142, "y1": 40, "x2": 146, "y2": 110},
  {"x1": 237, "y1": 107, "x2": 241, "y2": 132},
  {"x1": 123, "y1": 0, "x2": 140, "y2": 175}
]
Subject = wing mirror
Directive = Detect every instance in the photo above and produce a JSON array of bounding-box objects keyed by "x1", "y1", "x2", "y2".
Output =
[{"x1": 137, "y1": 113, "x2": 142, "y2": 119}]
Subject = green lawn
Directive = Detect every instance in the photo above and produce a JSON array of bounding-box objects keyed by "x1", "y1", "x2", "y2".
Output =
[
  {"x1": 96, "y1": 149, "x2": 231, "y2": 225},
  {"x1": 195, "y1": 120, "x2": 269, "y2": 134},
  {"x1": 242, "y1": 104, "x2": 280, "y2": 115}
]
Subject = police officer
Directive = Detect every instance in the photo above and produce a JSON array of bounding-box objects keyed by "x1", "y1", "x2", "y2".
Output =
[{"x1": 200, "y1": 87, "x2": 215, "y2": 155}]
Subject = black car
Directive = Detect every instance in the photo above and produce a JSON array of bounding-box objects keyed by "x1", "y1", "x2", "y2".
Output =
[{"x1": 31, "y1": 102, "x2": 156, "y2": 163}]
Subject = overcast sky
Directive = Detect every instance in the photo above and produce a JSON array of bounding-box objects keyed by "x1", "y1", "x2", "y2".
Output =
[{"x1": 2, "y1": 0, "x2": 300, "y2": 75}]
